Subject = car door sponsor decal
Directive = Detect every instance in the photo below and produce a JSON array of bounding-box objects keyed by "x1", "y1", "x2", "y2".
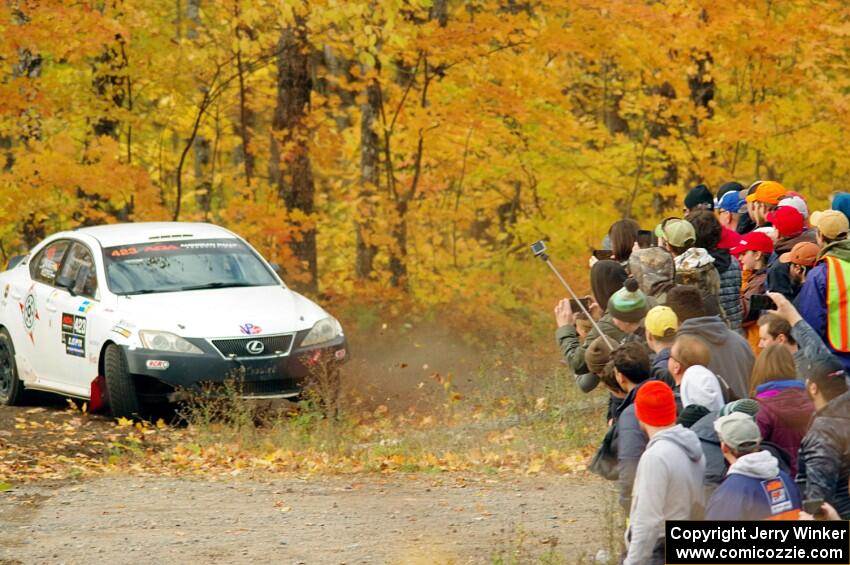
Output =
[
  {"x1": 61, "y1": 312, "x2": 87, "y2": 357},
  {"x1": 240, "y1": 323, "x2": 262, "y2": 335},
  {"x1": 111, "y1": 325, "x2": 132, "y2": 338},
  {"x1": 61, "y1": 313, "x2": 75, "y2": 333},
  {"x1": 19, "y1": 285, "x2": 40, "y2": 343},
  {"x1": 111, "y1": 319, "x2": 135, "y2": 338},
  {"x1": 78, "y1": 300, "x2": 94, "y2": 314},
  {"x1": 63, "y1": 334, "x2": 85, "y2": 357}
]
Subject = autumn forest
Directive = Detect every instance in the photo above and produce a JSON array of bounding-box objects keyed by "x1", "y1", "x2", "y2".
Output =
[{"x1": 2, "y1": 0, "x2": 849, "y2": 321}]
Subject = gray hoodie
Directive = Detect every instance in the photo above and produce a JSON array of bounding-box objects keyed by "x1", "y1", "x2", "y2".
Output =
[
  {"x1": 726, "y1": 449, "x2": 778, "y2": 479},
  {"x1": 677, "y1": 316, "x2": 755, "y2": 399},
  {"x1": 791, "y1": 319, "x2": 832, "y2": 381},
  {"x1": 625, "y1": 425, "x2": 705, "y2": 565}
]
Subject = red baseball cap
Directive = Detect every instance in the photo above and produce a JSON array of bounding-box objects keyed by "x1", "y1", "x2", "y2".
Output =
[
  {"x1": 766, "y1": 206, "x2": 804, "y2": 238},
  {"x1": 729, "y1": 231, "x2": 774, "y2": 256}
]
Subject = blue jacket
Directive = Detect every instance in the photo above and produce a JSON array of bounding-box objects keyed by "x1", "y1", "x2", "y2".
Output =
[
  {"x1": 650, "y1": 348, "x2": 673, "y2": 387},
  {"x1": 706, "y1": 451, "x2": 801, "y2": 520},
  {"x1": 796, "y1": 242, "x2": 850, "y2": 372}
]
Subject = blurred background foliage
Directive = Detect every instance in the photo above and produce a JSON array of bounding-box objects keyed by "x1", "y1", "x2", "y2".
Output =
[{"x1": 1, "y1": 0, "x2": 848, "y2": 342}]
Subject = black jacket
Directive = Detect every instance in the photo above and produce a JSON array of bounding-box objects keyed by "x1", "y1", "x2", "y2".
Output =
[
  {"x1": 767, "y1": 230, "x2": 817, "y2": 301},
  {"x1": 616, "y1": 380, "x2": 653, "y2": 511},
  {"x1": 797, "y1": 391, "x2": 850, "y2": 519}
]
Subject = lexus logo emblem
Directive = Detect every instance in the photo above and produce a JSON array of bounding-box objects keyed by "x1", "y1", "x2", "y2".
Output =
[{"x1": 246, "y1": 340, "x2": 265, "y2": 355}]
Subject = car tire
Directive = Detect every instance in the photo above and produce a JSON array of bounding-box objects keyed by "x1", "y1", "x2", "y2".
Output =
[
  {"x1": 104, "y1": 344, "x2": 141, "y2": 419},
  {"x1": 0, "y1": 328, "x2": 25, "y2": 406}
]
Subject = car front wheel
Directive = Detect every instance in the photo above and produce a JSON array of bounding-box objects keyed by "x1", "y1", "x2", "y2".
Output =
[
  {"x1": 0, "y1": 328, "x2": 24, "y2": 405},
  {"x1": 104, "y1": 344, "x2": 141, "y2": 419}
]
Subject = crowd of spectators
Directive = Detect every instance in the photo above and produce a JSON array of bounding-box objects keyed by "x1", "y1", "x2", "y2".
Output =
[{"x1": 553, "y1": 182, "x2": 850, "y2": 564}]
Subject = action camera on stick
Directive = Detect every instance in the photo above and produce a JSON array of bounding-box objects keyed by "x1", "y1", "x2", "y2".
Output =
[{"x1": 530, "y1": 240, "x2": 614, "y2": 349}]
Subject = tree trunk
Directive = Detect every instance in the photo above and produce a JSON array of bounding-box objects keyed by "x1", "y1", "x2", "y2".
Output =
[
  {"x1": 92, "y1": 39, "x2": 127, "y2": 139},
  {"x1": 356, "y1": 72, "x2": 380, "y2": 280},
  {"x1": 271, "y1": 19, "x2": 318, "y2": 293}
]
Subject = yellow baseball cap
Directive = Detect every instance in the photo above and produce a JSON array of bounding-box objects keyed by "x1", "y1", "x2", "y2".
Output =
[
  {"x1": 645, "y1": 305, "x2": 678, "y2": 338},
  {"x1": 811, "y1": 210, "x2": 849, "y2": 240}
]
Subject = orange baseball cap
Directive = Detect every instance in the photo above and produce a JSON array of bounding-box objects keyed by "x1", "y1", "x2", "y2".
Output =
[
  {"x1": 779, "y1": 242, "x2": 820, "y2": 267},
  {"x1": 745, "y1": 180, "x2": 786, "y2": 205}
]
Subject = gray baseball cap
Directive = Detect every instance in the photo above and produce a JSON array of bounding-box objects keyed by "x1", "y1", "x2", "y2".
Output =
[{"x1": 713, "y1": 412, "x2": 762, "y2": 450}]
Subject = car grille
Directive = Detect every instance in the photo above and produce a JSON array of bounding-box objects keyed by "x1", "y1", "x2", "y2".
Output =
[
  {"x1": 240, "y1": 379, "x2": 299, "y2": 395},
  {"x1": 211, "y1": 334, "x2": 294, "y2": 358}
]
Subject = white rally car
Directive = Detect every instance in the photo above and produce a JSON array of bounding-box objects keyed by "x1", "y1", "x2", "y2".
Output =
[{"x1": 0, "y1": 222, "x2": 347, "y2": 417}]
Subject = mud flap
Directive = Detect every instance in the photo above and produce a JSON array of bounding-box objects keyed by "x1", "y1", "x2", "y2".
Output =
[{"x1": 89, "y1": 375, "x2": 107, "y2": 412}]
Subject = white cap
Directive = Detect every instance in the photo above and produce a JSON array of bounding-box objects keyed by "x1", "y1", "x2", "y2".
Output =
[
  {"x1": 680, "y1": 365, "x2": 724, "y2": 412},
  {"x1": 777, "y1": 195, "x2": 809, "y2": 220},
  {"x1": 753, "y1": 226, "x2": 778, "y2": 242}
]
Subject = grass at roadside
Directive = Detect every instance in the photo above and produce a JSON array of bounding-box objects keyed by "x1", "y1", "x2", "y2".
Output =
[
  {"x1": 161, "y1": 361, "x2": 606, "y2": 476},
  {"x1": 0, "y1": 361, "x2": 607, "y2": 482}
]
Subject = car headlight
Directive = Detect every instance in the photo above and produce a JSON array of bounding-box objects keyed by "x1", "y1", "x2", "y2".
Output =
[
  {"x1": 139, "y1": 330, "x2": 204, "y2": 354},
  {"x1": 300, "y1": 317, "x2": 343, "y2": 347}
]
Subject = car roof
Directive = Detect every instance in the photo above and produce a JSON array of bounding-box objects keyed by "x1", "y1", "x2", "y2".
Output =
[{"x1": 73, "y1": 222, "x2": 238, "y2": 248}]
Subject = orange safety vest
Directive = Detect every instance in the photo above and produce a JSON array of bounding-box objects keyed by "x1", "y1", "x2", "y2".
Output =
[{"x1": 825, "y1": 256, "x2": 850, "y2": 353}]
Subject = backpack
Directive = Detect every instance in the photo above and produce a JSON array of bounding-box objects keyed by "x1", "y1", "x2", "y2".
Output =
[
  {"x1": 589, "y1": 421, "x2": 619, "y2": 481},
  {"x1": 714, "y1": 373, "x2": 740, "y2": 403}
]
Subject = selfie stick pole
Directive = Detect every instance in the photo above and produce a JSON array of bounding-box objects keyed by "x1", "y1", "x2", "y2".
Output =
[{"x1": 538, "y1": 252, "x2": 617, "y2": 350}]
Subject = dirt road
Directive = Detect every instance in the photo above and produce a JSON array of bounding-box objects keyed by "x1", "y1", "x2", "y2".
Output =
[{"x1": 0, "y1": 473, "x2": 614, "y2": 564}]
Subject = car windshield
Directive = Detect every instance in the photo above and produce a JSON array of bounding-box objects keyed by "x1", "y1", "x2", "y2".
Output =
[{"x1": 102, "y1": 239, "x2": 279, "y2": 295}]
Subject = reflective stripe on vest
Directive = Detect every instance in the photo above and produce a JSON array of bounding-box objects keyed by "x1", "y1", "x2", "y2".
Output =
[{"x1": 825, "y1": 256, "x2": 850, "y2": 352}]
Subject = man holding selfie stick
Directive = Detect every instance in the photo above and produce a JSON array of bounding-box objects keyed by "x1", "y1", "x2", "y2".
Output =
[{"x1": 758, "y1": 292, "x2": 833, "y2": 381}]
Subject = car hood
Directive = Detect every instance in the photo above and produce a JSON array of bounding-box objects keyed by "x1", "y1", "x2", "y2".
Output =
[{"x1": 113, "y1": 286, "x2": 328, "y2": 339}]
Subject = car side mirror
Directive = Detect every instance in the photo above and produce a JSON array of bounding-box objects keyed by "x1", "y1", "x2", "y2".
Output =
[
  {"x1": 5, "y1": 255, "x2": 25, "y2": 270},
  {"x1": 72, "y1": 265, "x2": 91, "y2": 296}
]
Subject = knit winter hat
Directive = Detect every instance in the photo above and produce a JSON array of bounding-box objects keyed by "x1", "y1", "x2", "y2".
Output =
[
  {"x1": 719, "y1": 398, "x2": 760, "y2": 418},
  {"x1": 585, "y1": 335, "x2": 614, "y2": 376},
  {"x1": 684, "y1": 184, "x2": 714, "y2": 211},
  {"x1": 608, "y1": 278, "x2": 648, "y2": 323},
  {"x1": 635, "y1": 380, "x2": 677, "y2": 427}
]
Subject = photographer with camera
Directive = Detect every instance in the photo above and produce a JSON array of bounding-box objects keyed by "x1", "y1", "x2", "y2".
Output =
[
  {"x1": 555, "y1": 260, "x2": 627, "y2": 392},
  {"x1": 757, "y1": 292, "x2": 832, "y2": 380}
]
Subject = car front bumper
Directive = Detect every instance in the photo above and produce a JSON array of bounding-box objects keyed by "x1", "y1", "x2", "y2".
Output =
[{"x1": 122, "y1": 333, "x2": 348, "y2": 399}]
